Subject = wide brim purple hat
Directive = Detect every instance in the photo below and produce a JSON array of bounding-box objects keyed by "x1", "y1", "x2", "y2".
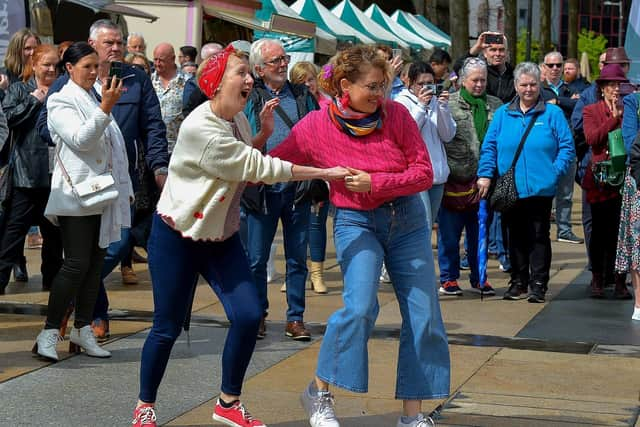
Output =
[{"x1": 596, "y1": 63, "x2": 629, "y2": 84}]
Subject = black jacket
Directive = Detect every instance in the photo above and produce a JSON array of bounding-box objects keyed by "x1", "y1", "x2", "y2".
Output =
[
  {"x1": 2, "y1": 78, "x2": 50, "y2": 188},
  {"x1": 241, "y1": 78, "x2": 320, "y2": 211},
  {"x1": 541, "y1": 80, "x2": 578, "y2": 122}
]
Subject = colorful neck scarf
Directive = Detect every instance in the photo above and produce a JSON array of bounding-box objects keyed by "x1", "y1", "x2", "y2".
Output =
[
  {"x1": 198, "y1": 44, "x2": 235, "y2": 99},
  {"x1": 328, "y1": 97, "x2": 382, "y2": 137},
  {"x1": 460, "y1": 87, "x2": 488, "y2": 143}
]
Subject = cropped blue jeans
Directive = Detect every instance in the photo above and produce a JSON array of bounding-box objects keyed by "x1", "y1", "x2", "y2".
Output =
[{"x1": 316, "y1": 195, "x2": 450, "y2": 400}]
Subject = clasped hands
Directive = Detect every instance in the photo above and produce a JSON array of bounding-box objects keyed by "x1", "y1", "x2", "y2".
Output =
[{"x1": 324, "y1": 166, "x2": 371, "y2": 193}]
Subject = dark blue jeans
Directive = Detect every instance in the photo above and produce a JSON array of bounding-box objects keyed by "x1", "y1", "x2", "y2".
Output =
[
  {"x1": 245, "y1": 188, "x2": 310, "y2": 321},
  {"x1": 139, "y1": 214, "x2": 261, "y2": 402},
  {"x1": 437, "y1": 205, "x2": 480, "y2": 286},
  {"x1": 309, "y1": 202, "x2": 329, "y2": 262},
  {"x1": 93, "y1": 205, "x2": 135, "y2": 321}
]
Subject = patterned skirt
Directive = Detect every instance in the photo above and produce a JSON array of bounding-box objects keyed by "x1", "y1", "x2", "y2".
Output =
[{"x1": 615, "y1": 170, "x2": 640, "y2": 273}]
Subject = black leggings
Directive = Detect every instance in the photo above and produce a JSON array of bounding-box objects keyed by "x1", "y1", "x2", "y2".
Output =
[{"x1": 45, "y1": 215, "x2": 106, "y2": 330}]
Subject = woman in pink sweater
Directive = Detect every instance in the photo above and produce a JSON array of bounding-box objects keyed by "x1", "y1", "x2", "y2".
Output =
[{"x1": 271, "y1": 45, "x2": 450, "y2": 427}]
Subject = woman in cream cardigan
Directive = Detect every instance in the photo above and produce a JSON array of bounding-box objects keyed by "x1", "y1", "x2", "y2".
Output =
[
  {"x1": 33, "y1": 42, "x2": 132, "y2": 361},
  {"x1": 130, "y1": 45, "x2": 349, "y2": 427}
]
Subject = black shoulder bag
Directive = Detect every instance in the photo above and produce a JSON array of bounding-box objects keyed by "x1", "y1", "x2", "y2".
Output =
[{"x1": 488, "y1": 113, "x2": 538, "y2": 213}]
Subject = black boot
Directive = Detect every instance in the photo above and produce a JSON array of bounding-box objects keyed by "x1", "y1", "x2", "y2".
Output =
[
  {"x1": 13, "y1": 259, "x2": 28, "y2": 282},
  {"x1": 528, "y1": 281, "x2": 546, "y2": 303},
  {"x1": 590, "y1": 272, "x2": 605, "y2": 298},
  {"x1": 613, "y1": 273, "x2": 632, "y2": 299},
  {"x1": 503, "y1": 278, "x2": 528, "y2": 300},
  {"x1": 0, "y1": 269, "x2": 10, "y2": 294}
]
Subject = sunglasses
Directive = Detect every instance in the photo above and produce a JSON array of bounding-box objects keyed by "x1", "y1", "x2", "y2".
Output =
[{"x1": 545, "y1": 63, "x2": 562, "y2": 68}]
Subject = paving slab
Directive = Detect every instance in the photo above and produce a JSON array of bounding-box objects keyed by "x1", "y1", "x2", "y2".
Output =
[
  {"x1": 168, "y1": 342, "x2": 499, "y2": 427},
  {"x1": 0, "y1": 325, "x2": 308, "y2": 426},
  {"x1": 518, "y1": 271, "x2": 640, "y2": 345},
  {"x1": 440, "y1": 348, "x2": 640, "y2": 426}
]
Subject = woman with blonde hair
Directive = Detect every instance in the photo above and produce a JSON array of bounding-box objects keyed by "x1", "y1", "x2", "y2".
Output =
[
  {"x1": 1, "y1": 28, "x2": 41, "y2": 88},
  {"x1": 125, "y1": 52, "x2": 151, "y2": 76},
  {"x1": 289, "y1": 61, "x2": 332, "y2": 294}
]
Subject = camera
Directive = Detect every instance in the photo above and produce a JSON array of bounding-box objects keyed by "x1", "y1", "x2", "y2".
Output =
[
  {"x1": 484, "y1": 33, "x2": 504, "y2": 45},
  {"x1": 422, "y1": 83, "x2": 444, "y2": 96},
  {"x1": 109, "y1": 61, "x2": 124, "y2": 79}
]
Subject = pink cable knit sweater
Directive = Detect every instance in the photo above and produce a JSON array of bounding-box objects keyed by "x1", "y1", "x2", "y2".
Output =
[{"x1": 270, "y1": 100, "x2": 433, "y2": 210}]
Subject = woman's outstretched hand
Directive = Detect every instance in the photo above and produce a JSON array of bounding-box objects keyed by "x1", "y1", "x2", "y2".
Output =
[
  {"x1": 344, "y1": 167, "x2": 371, "y2": 193},
  {"x1": 323, "y1": 166, "x2": 352, "y2": 181},
  {"x1": 477, "y1": 177, "x2": 492, "y2": 198}
]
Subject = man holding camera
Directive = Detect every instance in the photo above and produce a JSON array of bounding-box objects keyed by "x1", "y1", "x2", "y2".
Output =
[
  {"x1": 455, "y1": 32, "x2": 516, "y2": 104},
  {"x1": 37, "y1": 19, "x2": 169, "y2": 340}
]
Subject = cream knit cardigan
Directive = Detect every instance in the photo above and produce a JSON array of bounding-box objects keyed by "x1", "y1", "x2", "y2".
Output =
[{"x1": 157, "y1": 101, "x2": 293, "y2": 241}]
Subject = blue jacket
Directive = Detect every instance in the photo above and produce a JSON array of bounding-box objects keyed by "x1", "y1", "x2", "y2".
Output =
[
  {"x1": 478, "y1": 96, "x2": 575, "y2": 198},
  {"x1": 622, "y1": 93, "x2": 640, "y2": 156},
  {"x1": 37, "y1": 64, "x2": 169, "y2": 187}
]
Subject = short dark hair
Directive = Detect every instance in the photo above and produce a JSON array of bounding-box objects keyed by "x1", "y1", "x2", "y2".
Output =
[
  {"x1": 429, "y1": 48, "x2": 451, "y2": 65},
  {"x1": 407, "y1": 61, "x2": 435, "y2": 85},
  {"x1": 180, "y1": 45, "x2": 197, "y2": 61},
  {"x1": 62, "y1": 41, "x2": 96, "y2": 66}
]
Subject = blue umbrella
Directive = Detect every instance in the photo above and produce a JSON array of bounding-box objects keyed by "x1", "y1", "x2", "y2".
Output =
[{"x1": 477, "y1": 199, "x2": 489, "y2": 300}]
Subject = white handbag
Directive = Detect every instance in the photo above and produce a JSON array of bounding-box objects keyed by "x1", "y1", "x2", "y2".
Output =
[{"x1": 55, "y1": 150, "x2": 119, "y2": 211}]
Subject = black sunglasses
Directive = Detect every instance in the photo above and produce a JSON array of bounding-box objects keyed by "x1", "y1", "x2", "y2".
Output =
[{"x1": 545, "y1": 63, "x2": 562, "y2": 68}]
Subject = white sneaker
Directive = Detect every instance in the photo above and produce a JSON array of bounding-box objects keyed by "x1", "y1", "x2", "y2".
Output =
[
  {"x1": 379, "y1": 264, "x2": 391, "y2": 283},
  {"x1": 633, "y1": 306, "x2": 640, "y2": 321},
  {"x1": 33, "y1": 329, "x2": 61, "y2": 361},
  {"x1": 70, "y1": 325, "x2": 111, "y2": 358},
  {"x1": 396, "y1": 413, "x2": 435, "y2": 427},
  {"x1": 301, "y1": 382, "x2": 340, "y2": 427}
]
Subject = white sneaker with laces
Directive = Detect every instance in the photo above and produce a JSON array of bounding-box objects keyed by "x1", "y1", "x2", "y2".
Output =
[
  {"x1": 379, "y1": 264, "x2": 391, "y2": 283},
  {"x1": 633, "y1": 306, "x2": 640, "y2": 321},
  {"x1": 301, "y1": 383, "x2": 340, "y2": 427},
  {"x1": 396, "y1": 413, "x2": 435, "y2": 427}
]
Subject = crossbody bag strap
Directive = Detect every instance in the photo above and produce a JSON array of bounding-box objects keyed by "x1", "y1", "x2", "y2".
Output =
[
  {"x1": 256, "y1": 87, "x2": 297, "y2": 129},
  {"x1": 54, "y1": 136, "x2": 113, "y2": 194},
  {"x1": 510, "y1": 112, "x2": 539, "y2": 169}
]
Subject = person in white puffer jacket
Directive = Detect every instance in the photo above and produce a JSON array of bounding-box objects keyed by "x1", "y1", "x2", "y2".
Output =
[{"x1": 395, "y1": 61, "x2": 456, "y2": 229}]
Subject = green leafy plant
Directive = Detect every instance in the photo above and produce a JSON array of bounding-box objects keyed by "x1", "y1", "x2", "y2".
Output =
[
  {"x1": 515, "y1": 29, "x2": 541, "y2": 63},
  {"x1": 577, "y1": 28, "x2": 608, "y2": 80}
]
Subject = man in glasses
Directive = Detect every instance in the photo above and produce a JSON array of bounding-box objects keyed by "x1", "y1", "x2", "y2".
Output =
[
  {"x1": 541, "y1": 51, "x2": 584, "y2": 245},
  {"x1": 243, "y1": 39, "x2": 319, "y2": 342}
]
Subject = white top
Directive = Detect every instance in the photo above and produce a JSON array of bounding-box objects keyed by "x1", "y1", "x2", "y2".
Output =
[
  {"x1": 156, "y1": 101, "x2": 294, "y2": 241},
  {"x1": 394, "y1": 88, "x2": 456, "y2": 185}
]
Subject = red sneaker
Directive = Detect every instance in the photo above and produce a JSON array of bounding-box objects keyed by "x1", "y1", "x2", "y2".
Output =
[
  {"x1": 132, "y1": 404, "x2": 157, "y2": 427},
  {"x1": 212, "y1": 399, "x2": 266, "y2": 427}
]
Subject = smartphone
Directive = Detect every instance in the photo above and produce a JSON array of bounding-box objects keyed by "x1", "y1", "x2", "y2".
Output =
[
  {"x1": 109, "y1": 61, "x2": 124, "y2": 79},
  {"x1": 484, "y1": 33, "x2": 504, "y2": 44},
  {"x1": 392, "y1": 48, "x2": 402, "y2": 59}
]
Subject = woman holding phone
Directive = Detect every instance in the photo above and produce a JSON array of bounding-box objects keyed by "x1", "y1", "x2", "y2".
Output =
[
  {"x1": 33, "y1": 42, "x2": 132, "y2": 361},
  {"x1": 395, "y1": 61, "x2": 456, "y2": 230}
]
